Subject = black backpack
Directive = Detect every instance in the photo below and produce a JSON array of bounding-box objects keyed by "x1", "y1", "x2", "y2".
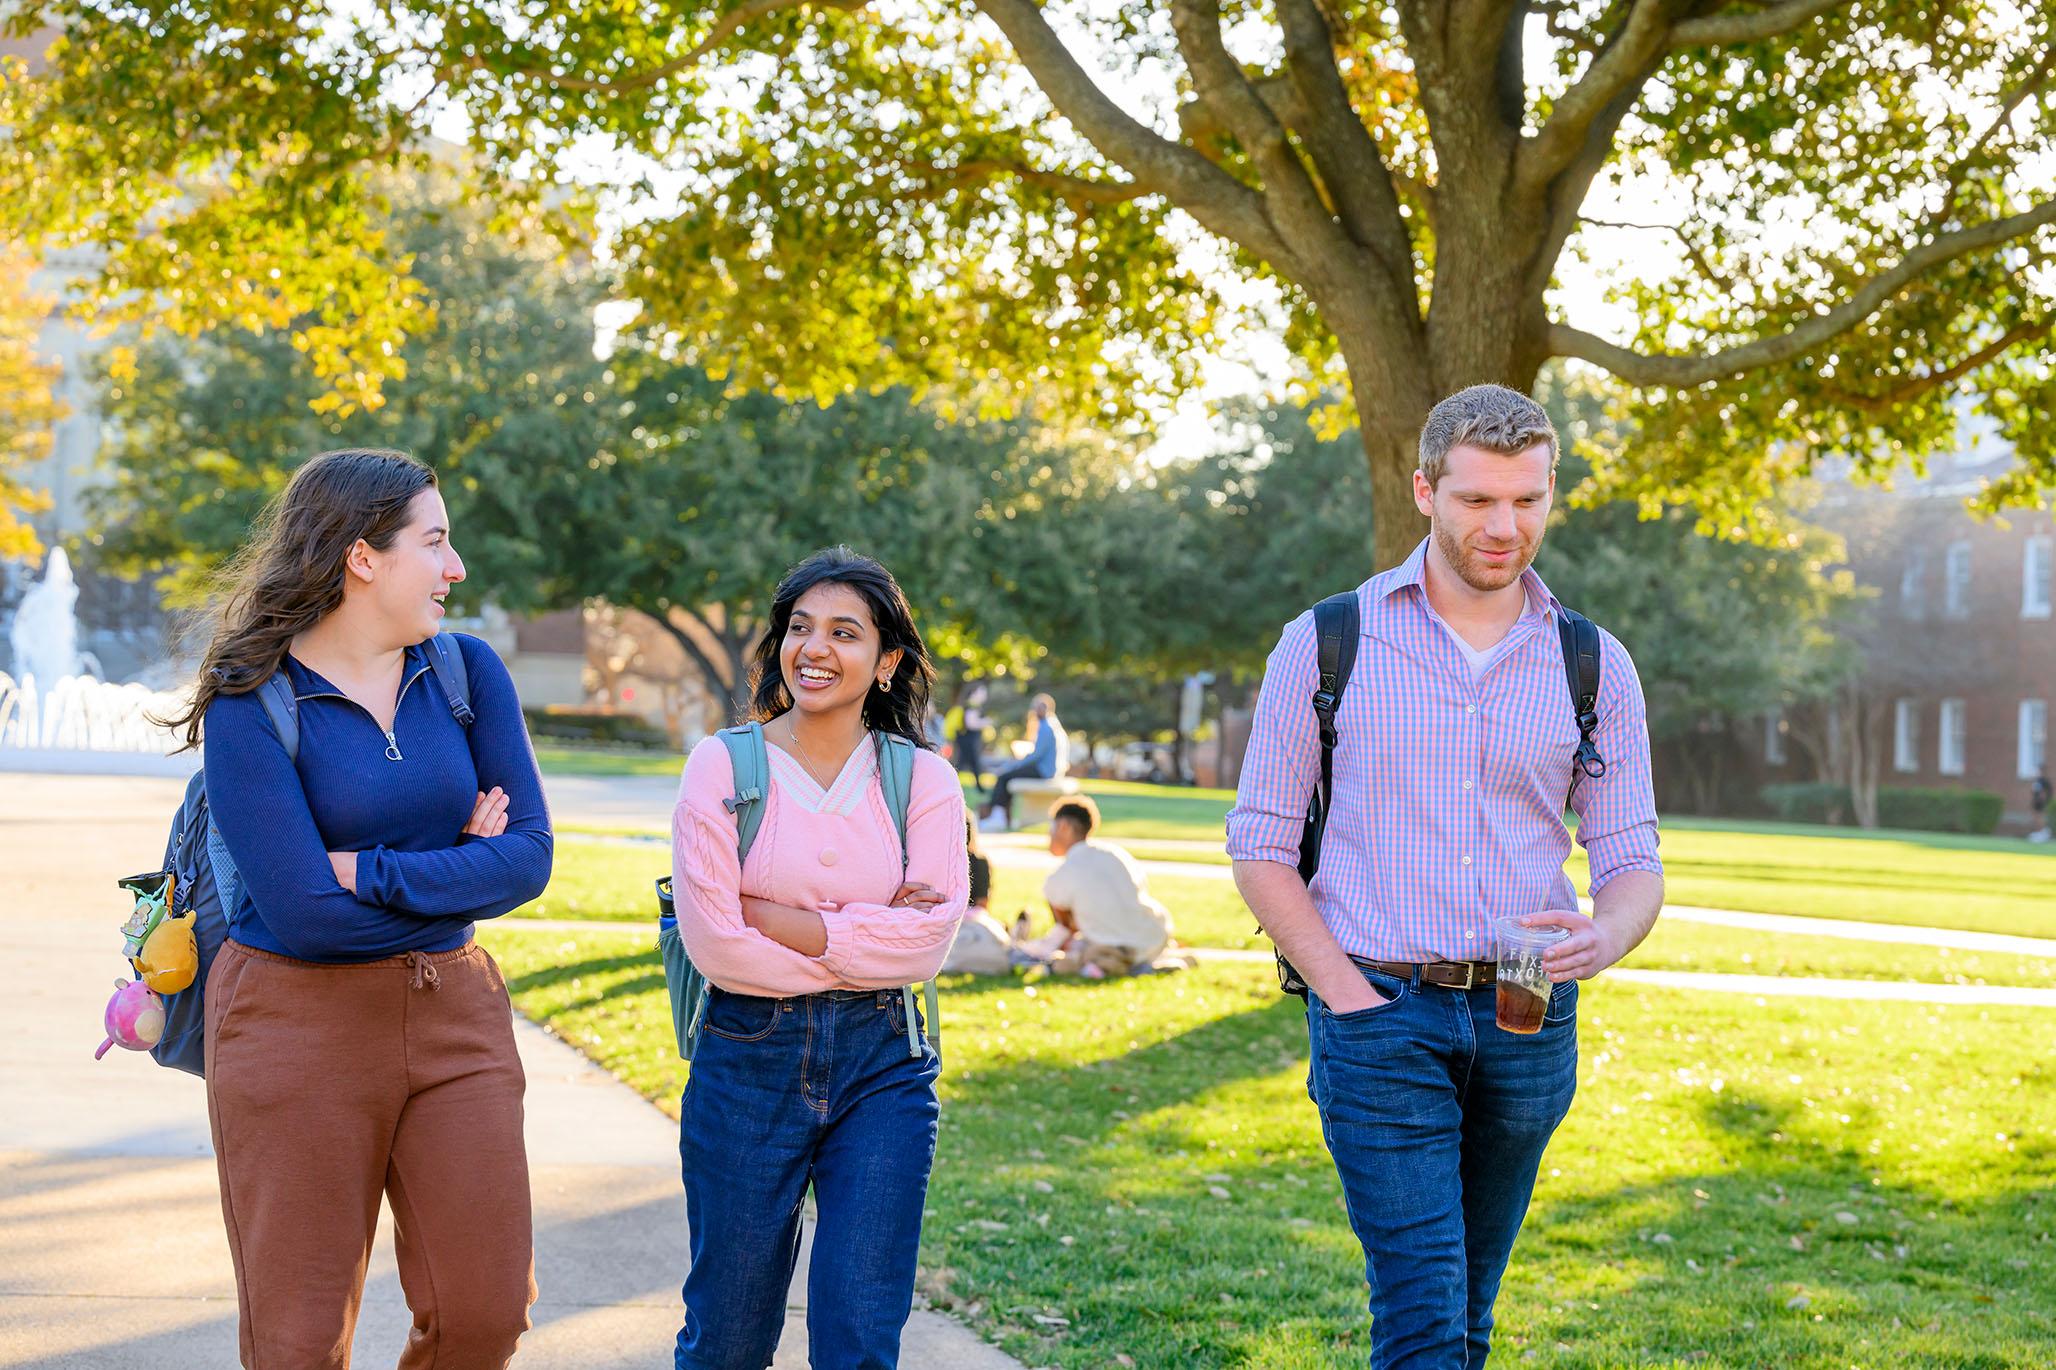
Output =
[{"x1": 1274, "y1": 592, "x2": 1607, "y2": 998}]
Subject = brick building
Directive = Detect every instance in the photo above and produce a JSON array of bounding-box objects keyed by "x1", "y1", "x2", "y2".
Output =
[{"x1": 1761, "y1": 439, "x2": 2054, "y2": 833}]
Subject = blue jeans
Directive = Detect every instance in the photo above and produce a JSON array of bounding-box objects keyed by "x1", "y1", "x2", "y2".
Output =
[
  {"x1": 1307, "y1": 964, "x2": 1579, "y2": 1368},
  {"x1": 676, "y1": 987, "x2": 940, "y2": 1370}
]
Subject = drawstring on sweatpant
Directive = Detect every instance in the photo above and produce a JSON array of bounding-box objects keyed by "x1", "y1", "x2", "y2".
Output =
[{"x1": 405, "y1": 951, "x2": 441, "y2": 991}]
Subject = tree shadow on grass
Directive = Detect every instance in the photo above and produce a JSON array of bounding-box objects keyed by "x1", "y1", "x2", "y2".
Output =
[
  {"x1": 1501, "y1": 1089, "x2": 2056, "y2": 1369},
  {"x1": 503, "y1": 945, "x2": 665, "y2": 1016},
  {"x1": 922, "y1": 972, "x2": 1373, "y2": 1365}
]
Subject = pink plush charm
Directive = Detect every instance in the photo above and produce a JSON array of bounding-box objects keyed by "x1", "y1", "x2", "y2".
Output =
[{"x1": 96, "y1": 977, "x2": 165, "y2": 1060}]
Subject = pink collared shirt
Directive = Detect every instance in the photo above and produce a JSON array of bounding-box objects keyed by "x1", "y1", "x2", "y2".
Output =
[
  {"x1": 1225, "y1": 540, "x2": 1662, "y2": 963},
  {"x1": 671, "y1": 732, "x2": 970, "y2": 997}
]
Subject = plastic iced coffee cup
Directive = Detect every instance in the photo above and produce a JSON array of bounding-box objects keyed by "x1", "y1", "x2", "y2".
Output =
[{"x1": 1492, "y1": 918, "x2": 1569, "y2": 1035}]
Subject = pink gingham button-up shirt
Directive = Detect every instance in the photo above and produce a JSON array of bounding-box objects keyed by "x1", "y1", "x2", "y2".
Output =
[{"x1": 1226, "y1": 540, "x2": 1661, "y2": 963}]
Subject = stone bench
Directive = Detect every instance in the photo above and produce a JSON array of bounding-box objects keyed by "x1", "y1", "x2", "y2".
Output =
[{"x1": 1003, "y1": 775, "x2": 1081, "y2": 829}]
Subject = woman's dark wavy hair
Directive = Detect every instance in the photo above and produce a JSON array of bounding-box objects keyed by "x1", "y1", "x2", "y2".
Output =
[
  {"x1": 165, "y1": 449, "x2": 437, "y2": 751},
  {"x1": 746, "y1": 546, "x2": 937, "y2": 746}
]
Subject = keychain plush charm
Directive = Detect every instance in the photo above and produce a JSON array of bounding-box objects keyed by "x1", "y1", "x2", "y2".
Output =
[
  {"x1": 96, "y1": 977, "x2": 165, "y2": 1060},
  {"x1": 117, "y1": 870, "x2": 196, "y2": 994}
]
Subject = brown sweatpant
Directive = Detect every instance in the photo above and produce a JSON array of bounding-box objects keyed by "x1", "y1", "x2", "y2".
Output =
[{"x1": 205, "y1": 940, "x2": 536, "y2": 1369}]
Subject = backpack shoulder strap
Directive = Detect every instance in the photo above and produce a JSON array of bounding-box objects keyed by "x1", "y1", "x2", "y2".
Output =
[
  {"x1": 1297, "y1": 591, "x2": 1360, "y2": 883},
  {"x1": 256, "y1": 672, "x2": 299, "y2": 764},
  {"x1": 1555, "y1": 606, "x2": 1606, "y2": 788},
  {"x1": 424, "y1": 632, "x2": 476, "y2": 727},
  {"x1": 874, "y1": 732, "x2": 917, "y2": 876},
  {"x1": 717, "y1": 723, "x2": 770, "y2": 866}
]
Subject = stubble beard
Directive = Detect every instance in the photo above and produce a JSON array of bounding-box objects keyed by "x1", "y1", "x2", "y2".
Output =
[{"x1": 1432, "y1": 517, "x2": 1538, "y2": 594}]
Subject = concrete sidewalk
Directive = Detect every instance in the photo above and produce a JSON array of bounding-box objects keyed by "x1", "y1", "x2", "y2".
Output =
[{"x1": 0, "y1": 774, "x2": 1019, "y2": 1369}]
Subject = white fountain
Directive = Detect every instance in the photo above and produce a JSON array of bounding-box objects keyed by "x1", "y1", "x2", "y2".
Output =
[{"x1": 0, "y1": 548, "x2": 194, "y2": 773}]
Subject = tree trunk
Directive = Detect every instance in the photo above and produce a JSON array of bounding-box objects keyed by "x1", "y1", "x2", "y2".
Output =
[
  {"x1": 653, "y1": 608, "x2": 753, "y2": 726},
  {"x1": 1362, "y1": 421, "x2": 1425, "y2": 573}
]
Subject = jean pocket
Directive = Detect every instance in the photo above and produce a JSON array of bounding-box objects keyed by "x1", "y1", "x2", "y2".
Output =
[
  {"x1": 702, "y1": 991, "x2": 782, "y2": 1042},
  {"x1": 1543, "y1": 978, "x2": 1579, "y2": 1025},
  {"x1": 1318, "y1": 968, "x2": 1409, "y2": 1025}
]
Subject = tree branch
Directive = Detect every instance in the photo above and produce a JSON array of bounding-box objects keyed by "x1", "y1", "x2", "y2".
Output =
[
  {"x1": 1816, "y1": 321, "x2": 2047, "y2": 413},
  {"x1": 655, "y1": 607, "x2": 736, "y2": 703},
  {"x1": 1924, "y1": 43, "x2": 2056, "y2": 232},
  {"x1": 1670, "y1": 0, "x2": 1850, "y2": 48},
  {"x1": 972, "y1": 0, "x2": 1303, "y2": 271},
  {"x1": 1164, "y1": 0, "x2": 1384, "y2": 294},
  {"x1": 1545, "y1": 198, "x2": 2056, "y2": 387},
  {"x1": 1274, "y1": 0, "x2": 1417, "y2": 285},
  {"x1": 469, "y1": 0, "x2": 867, "y2": 94},
  {"x1": 1579, "y1": 215, "x2": 1734, "y2": 290},
  {"x1": 1517, "y1": 0, "x2": 1676, "y2": 201},
  {"x1": 896, "y1": 158, "x2": 1147, "y2": 205}
]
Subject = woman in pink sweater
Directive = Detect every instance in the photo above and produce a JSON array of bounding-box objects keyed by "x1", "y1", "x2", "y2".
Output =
[{"x1": 669, "y1": 547, "x2": 968, "y2": 1369}]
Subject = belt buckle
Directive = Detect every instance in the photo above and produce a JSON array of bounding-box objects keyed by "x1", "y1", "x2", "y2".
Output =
[{"x1": 1450, "y1": 961, "x2": 1478, "y2": 990}]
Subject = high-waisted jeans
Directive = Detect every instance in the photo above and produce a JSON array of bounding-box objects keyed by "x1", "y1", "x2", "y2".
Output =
[{"x1": 676, "y1": 986, "x2": 940, "y2": 1370}]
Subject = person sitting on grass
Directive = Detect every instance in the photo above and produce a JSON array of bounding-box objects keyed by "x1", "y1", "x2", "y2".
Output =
[
  {"x1": 1034, "y1": 795, "x2": 1176, "y2": 977},
  {"x1": 941, "y1": 812, "x2": 1019, "y2": 975}
]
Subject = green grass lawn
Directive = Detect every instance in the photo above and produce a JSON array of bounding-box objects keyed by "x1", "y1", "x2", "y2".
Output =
[
  {"x1": 535, "y1": 743, "x2": 685, "y2": 777},
  {"x1": 1620, "y1": 917, "x2": 2056, "y2": 989},
  {"x1": 476, "y1": 928, "x2": 2056, "y2": 1368}
]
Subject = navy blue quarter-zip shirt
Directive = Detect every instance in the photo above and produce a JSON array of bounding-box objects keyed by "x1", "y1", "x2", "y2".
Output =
[{"x1": 202, "y1": 632, "x2": 554, "y2": 961}]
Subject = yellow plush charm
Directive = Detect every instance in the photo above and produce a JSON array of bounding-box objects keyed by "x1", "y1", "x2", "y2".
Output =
[{"x1": 132, "y1": 911, "x2": 198, "y2": 994}]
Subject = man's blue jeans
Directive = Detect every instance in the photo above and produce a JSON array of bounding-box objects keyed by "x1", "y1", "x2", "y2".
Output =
[
  {"x1": 1307, "y1": 963, "x2": 1579, "y2": 1368},
  {"x1": 676, "y1": 987, "x2": 940, "y2": 1370}
]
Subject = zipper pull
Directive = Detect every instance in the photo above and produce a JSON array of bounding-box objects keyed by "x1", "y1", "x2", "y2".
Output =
[{"x1": 384, "y1": 731, "x2": 404, "y2": 762}]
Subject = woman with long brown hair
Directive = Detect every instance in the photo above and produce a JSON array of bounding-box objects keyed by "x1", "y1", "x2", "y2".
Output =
[{"x1": 169, "y1": 448, "x2": 551, "y2": 1368}]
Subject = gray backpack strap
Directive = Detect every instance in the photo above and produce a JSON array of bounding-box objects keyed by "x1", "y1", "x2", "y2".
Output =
[
  {"x1": 717, "y1": 723, "x2": 770, "y2": 865},
  {"x1": 424, "y1": 632, "x2": 476, "y2": 726},
  {"x1": 874, "y1": 733, "x2": 937, "y2": 1060},
  {"x1": 256, "y1": 672, "x2": 299, "y2": 763}
]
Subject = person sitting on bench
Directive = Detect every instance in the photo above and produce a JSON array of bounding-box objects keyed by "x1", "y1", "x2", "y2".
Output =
[{"x1": 977, "y1": 693, "x2": 1067, "y2": 830}]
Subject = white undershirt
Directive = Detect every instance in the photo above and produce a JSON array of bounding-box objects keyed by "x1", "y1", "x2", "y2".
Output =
[{"x1": 1426, "y1": 590, "x2": 1537, "y2": 682}]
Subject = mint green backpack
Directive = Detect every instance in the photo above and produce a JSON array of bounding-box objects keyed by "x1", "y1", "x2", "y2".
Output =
[{"x1": 657, "y1": 723, "x2": 939, "y2": 1061}]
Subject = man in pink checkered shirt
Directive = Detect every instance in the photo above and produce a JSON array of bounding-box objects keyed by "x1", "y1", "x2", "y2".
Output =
[{"x1": 1227, "y1": 384, "x2": 1665, "y2": 1367}]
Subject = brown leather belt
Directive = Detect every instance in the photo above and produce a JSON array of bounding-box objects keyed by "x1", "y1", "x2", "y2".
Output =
[{"x1": 1353, "y1": 956, "x2": 1498, "y2": 990}]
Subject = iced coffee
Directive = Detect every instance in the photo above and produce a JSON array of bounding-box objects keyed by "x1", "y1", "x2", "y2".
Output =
[{"x1": 1492, "y1": 918, "x2": 1569, "y2": 1035}]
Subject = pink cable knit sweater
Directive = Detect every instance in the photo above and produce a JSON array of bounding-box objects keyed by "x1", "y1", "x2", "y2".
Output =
[{"x1": 669, "y1": 731, "x2": 970, "y2": 998}]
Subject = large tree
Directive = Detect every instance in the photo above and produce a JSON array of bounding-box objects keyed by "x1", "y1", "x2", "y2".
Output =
[{"x1": 6, "y1": 4, "x2": 2053, "y2": 566}]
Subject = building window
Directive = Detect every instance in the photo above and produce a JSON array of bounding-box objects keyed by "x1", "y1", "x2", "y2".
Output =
[
  {"x1": 2021, "y1": 700, "x2": 2048, "y2": 781},
  {"x1": 1944, "y1": 542, "x2": 1972, "y2": 619},
  {"x1": 2024, "y1": 537, "x2": 2053, "y2": 619},
  {"x1": 1900, "y1": 550, "x2": 1928, "y2": 620},
  {"x1": 1894, "y1": 698, "x2": 1920, "y2": 773},
  {"x1": 1938, "y1": 698, "x2": 1967, "y2": 777},
  {"x1": 1764, "y1": 708, "x2": 1786, "y2": 765}
]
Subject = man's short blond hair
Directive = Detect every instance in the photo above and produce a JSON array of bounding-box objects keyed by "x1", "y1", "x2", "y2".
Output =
[{"x1": 1417, "y1": 384, "x2": 1559, "y2": 488}]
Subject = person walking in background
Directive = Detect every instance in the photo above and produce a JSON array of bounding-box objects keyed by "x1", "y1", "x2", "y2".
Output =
[
  {"x1": 167, "y1": 448, "x2": 552, "y2": 1369},
  {"x1": 667, "y1": 546, "x2": 968, "y2": 1368},
  {"x1": 1228, "y1": 385, "x2": 1664, "y2": 1367},
  {"x1": 2031, "y1": 771, "x2": 2051, "y2": 841},
  {"x1": 977, "y1": 692, "x2": 1067, "y2": 831},
  {"x1": 953, "y1": 681, "x2": 991, "y2": 785}
]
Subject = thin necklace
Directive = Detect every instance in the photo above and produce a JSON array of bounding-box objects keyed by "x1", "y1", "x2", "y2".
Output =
[{"x1": 784, "y1": 718, "x2": 851, "y2": 789}]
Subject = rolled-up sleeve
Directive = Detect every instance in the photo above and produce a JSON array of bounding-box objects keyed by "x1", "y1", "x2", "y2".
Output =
[
  {"x1": 1226, "y1": 610, "x2": 1320, "y2": 867},
  {"x1": 1571, "y1": 628, "x2": 1663, "y2": 894}
]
